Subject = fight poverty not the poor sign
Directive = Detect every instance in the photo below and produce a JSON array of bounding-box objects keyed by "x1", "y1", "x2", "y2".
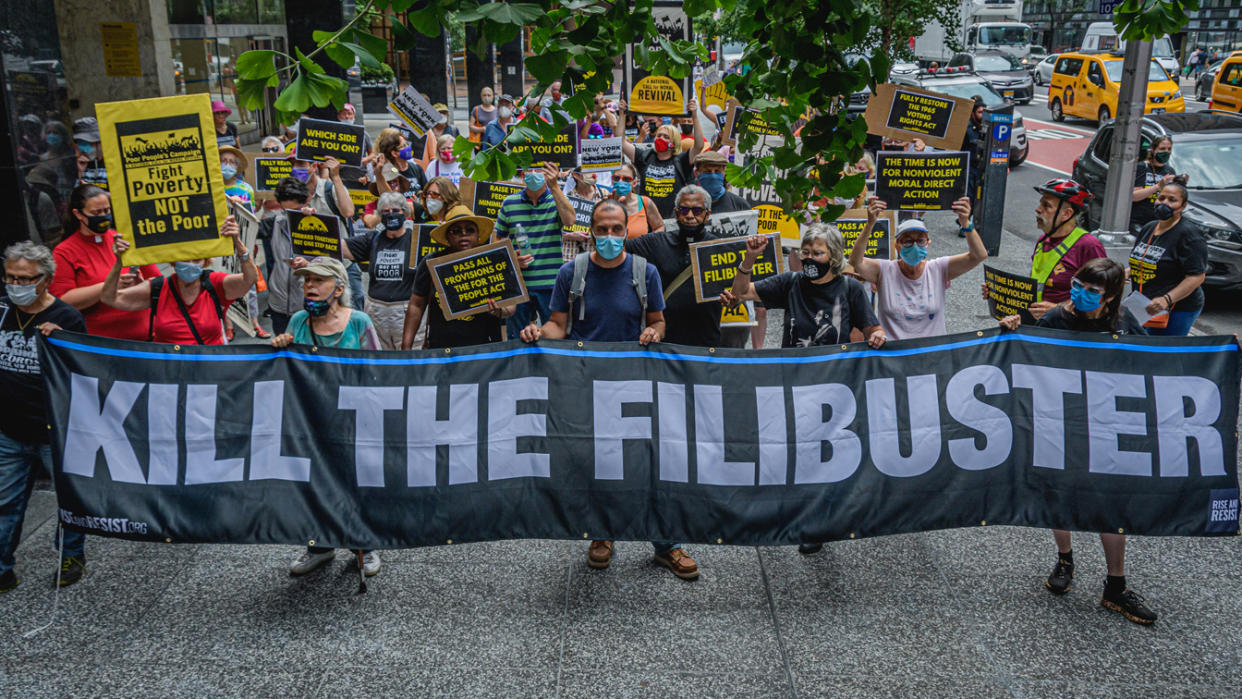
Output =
[{"x1": 96, "y1": 94, "x2": 231, "y2": 266}]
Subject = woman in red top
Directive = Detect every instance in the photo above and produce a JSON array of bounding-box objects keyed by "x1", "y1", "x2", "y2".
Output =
[
  {"x1": 49, "y1": 185, "x2": 162, "y2": 340},
  {"x1": 100, "y1": 216, "x2": 257, "y2": 345}
]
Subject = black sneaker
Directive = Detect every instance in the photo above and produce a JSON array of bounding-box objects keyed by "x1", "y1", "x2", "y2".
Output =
[
  {"x1": 0, "y1": 569, "x2": 16, "y2": 593},
  {"x1": 798, "y1": 543, "x2": 823, "y2": 555},
  {"x1": 1101, "y1": 588, "x2": 1158, "y2": 625},
  {"x1": 56, "y1": 556, "x2": 85, "y2": 587},
  {"x1": 1045, "y1": 559, "x2": 1074, "y2": 594}
]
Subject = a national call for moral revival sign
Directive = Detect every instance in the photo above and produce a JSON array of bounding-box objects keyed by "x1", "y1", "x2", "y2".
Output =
[
  {"x1": 624, "y1": 0, "x2": 692, "y2": 116},
  {"x1": 95, "y1": 93, "x2": 233, "y2": 266},
  {"x1": 864, "y1": 83, "x2": 974, "y2": 151}
]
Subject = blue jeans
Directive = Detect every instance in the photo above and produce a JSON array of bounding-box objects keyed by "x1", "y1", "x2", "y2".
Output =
[
  {"x1": 0, "y1": 431, "x2": 85, "y2": 575},
  {"x1": 652, "y1": 542, "x2": 679, "y2": 555},
  {"x1": 1148, "y1": 308, "x2": 1201, "y2": 337},
  {"x1": 506, "y1": 288, "x2": 553, "y2": 338},
  {"x1": 346, "y1": 260, "x2": 366, "y2": 311}
]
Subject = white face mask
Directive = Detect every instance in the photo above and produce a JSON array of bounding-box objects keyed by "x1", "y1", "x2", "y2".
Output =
[
  {"x1": 499, "y1": 107, "x2": 513, "y2": 119},
  {"x1": 426, "y1": 198, "x2": 444, "y2": 215}
]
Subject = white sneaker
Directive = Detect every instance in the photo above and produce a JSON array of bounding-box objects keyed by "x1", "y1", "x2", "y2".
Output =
[
  {"x1": 289, "y1": 548, "x2": 335, "y2": 575},
  {"x1": 362, "y1": 550, "x2": 381, "y2": 577}
]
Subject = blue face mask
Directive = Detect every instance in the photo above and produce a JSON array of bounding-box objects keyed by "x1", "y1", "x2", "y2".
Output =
[
  {"x1": 290, "y1": 167, "x2": 310, "y2": 183},
  {"x1": 304, "y1": 296, "x2": 333, "y2": 317},
  {"x1": 7, "y1": 283, "x2": 40, "y2": 307},
  {"x1": 45, "y1": 133, "x2": 62, "y2": 148},
  {"x1": 898, "y1": 243, "x2": 929, "y2": 266},
  {"x1": 524, "y1": 171, "x2": 546, "y2": 192},
  {"x1": 398, "y1": 146, "x2": 414, "y2": 161},
  {"x1": 612, "y1": 180, "x2": 632, "y2": 197},
  {"x1": 77, "y1": 141, "x2": 95, "y2": 156},
  {"x1": 698, "y1": 172, "x2": 725, "y2": 199},
  {"x1": 1070, "y1": 283, "x2": 1103, "y2": 312},
  {"x1": 174, "y1": 261, "x2": 202, "y2": 283},
  {"x1": 595, "y1": 234, "x2": 625, "y2": 260},
  {"x1": 220, "y1": 164, "x2": 238, "y2": 180}
]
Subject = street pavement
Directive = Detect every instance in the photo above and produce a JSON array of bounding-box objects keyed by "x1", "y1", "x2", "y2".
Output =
[{"x1": 3, "y1": 207, "x2": 1240, "y2": 697}]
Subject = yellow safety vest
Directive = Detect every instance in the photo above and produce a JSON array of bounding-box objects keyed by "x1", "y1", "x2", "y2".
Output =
[{"x1": 1030, "y1": 227, "x2": 1088, "y2": 302}]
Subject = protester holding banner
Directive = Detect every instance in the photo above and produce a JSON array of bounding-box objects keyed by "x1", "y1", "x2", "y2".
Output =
[
  {"x1": 211, "y1": 100, "x2": 239, "y2": 148},
  {"x1": 403, "y1": 207, "x2": 509, "y2": 350},
  {"x1": 520, "y1": 199, "x2": 701, "y2": 580},
  {"x1": 269, "y1": 256, "x2": 382, "y2": 578},
  {"x1": 848, "y1": 196, "x2": 984, "y2": 340},
  {"x1": 99, "y1": 217, "x2": 254, "y2": 346},
  {"x1": 495, "y1": 163, "x2": 576, "y2": 337},
  {"x1": 611, "y1": 162, "x2": 664, "y2": 238},
  {"x1": 726, "y1": 226, "x2": 886, "y2": 350},
  {"x1": 371, "y1": 127, "x2": 427, "y2": 196},
  {"x1": 625, "y1": 184, "x2": 724, "y2": 346},
  {"x1": 620, "y1": 99, "x2": 703, "y2": 218},
  {"x1": 1128, "y1": 183, "x2": 1206, "y2": 337},
  {"x1": 0, "y1": 242, "x2": 88, "y2": 592},
  {"x1": 468, "y1": 87, "x2": 498, "y2": 145},
  {"x1": 49, "y1": 184, "x2": 160, "y2": 340},
  {"x1": 425, "y1": 134, "x2": 464, "y2": 185},
  {"x1": 995, "y1": 257, "x2": 1157, "y2": 625},
  {"x1": 692, "y1": 150, "x2": 750, "y2": 214},
  {"x1": 340, "y1": 192, "x2": 419, "y2": 350},
  {"x1": 482, "y1": 94, "x2": 516, "y2": 149}
]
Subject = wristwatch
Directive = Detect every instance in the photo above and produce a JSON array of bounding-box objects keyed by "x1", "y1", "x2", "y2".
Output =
[
  {"x1": 960, "y1": 222, "x2": 975, "y2": 233},
  {"x1": 737, "y1": 264, "x2": 754, "y2": 275},
  {"x1": 237, "y1": 250, "x2": 251, "y2": 262}
]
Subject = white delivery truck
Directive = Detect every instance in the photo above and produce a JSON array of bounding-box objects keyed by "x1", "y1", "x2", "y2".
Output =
[
  {"x1": 913, "y1": 0, "x2": 1033, "y2": 63},
  {"x1": 1080, "y1": 22, "x2": 1179, "y2": 78}
]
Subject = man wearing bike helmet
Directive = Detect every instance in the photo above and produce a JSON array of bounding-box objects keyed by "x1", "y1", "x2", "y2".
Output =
[{"x1": 1025, "y1": 178, "x2": 1108, "y2": 319}]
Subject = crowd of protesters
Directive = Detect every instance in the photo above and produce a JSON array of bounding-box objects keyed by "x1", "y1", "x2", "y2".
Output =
[{"x1": 0, "y1": 72, "x2": 1214, "y2": 627}]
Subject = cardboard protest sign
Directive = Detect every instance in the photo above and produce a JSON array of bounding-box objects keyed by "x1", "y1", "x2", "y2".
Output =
[
  {"x1": 721, "y1": 100, "x2": 782, "y2": 147},
  {"x1": 624, "y1": 0, "x2": 692, "y2": 116},
  {"x1": 565, "y1": 194, "x2": 595, "y2": 236},
  {"x1": 286, "y1": 211, "x2": 343, "y2": 259},
  {"x1": 579, "y1": 137, "x2": 623, "y2": 173},
  {"x1": 95, "y1": 94, "x2": 232, "y2": 266},
  {"x1": 864, "y1": 83, "x2": 973, "y2": 151},
  {"x1": 688, "y1": 234, "x2": 785, "y2": 303},
  {"x1": 428, "y1": 239, "x2": 529, "y2": 321},
  {"x1": 339, "y1": 164, "x2": 376, "y2": 207},
  {"x1": 874, "y1": 151, "x2": 969, "y2": 211},
  {"x1": 733, "y1": 132, "x2": 803, "y2": 248},
  {"x1": 293, "y1": 117, "x2": 367, "y2": 167},
  {"x1": 984, "y1": 265, "x2": 1037, "y2": 323},
  {"x1": 720, "y1": 300, "x2": 757, "y2": 327},
  {"x1": 251, "y1": 156, "x2": 293, "y2": 194},
  {"x1": 509, "y1": 124, "x2": 579, "y2": 171},
  {"x1": 388, "y1": 85, "x2": 445, "y2": 138},
  {"x1": 833, "y1": 209, "x2": 896, "y2": 260},
  {"x1": 408, "y1": 223, "x2": 447, "y2": 269},
  {"x1": 472, "y1": 181, "x2": 525, "y2": 219}
]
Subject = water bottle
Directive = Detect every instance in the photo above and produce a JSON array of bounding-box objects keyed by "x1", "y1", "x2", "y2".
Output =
[{"x1": 514, "y1": 223, "x2": 530, "y2": 255}]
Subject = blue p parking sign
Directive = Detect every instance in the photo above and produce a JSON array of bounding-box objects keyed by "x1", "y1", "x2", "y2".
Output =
[{"x1": 992, "y1": 123, "x2": 1010, "y2": 143}]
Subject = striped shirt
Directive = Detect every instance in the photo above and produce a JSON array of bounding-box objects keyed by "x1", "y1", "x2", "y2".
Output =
[{"x1": 495, "y1": 188, "x2": 564, "y2": 290}]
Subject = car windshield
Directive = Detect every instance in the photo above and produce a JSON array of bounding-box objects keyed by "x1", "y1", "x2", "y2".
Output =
[
  {"x1": 1103, "y1": 60, "x2": 1171, "y2": 83},
  {"x1": 1171, "y1": 138, "x2": 1242, "y2": 189},
  {"x1": 975, "y1": 55, "x2": 1023, "y2": 71},
  {"x1": 978, "y1": 26, "x2": 1031, "y2": 46},
  {"x1": 1151, "y1": 37, "x2": 1174, "y2": 58},
  {"x1": 921, "y1": 80, "x2": 1005, "y2": 106}
]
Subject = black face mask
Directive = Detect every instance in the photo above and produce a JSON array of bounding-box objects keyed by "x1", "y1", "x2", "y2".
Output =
[
  {"x1": 381, "y1": 212, "x2": 406, "y2": 231},
  {"x1": 84, "y1": 214, "x2": 112, "y2": 234},
  {"x1": 1153, "y1": 203, "x2": 1176, "y2": 221},
  {"x1": 678, "y1": 221, "x2": 705, "y2": 241},
  {"x1": 801, "y1": 259, "x2": 831, "y2": 280},
  {"x1": 679, "y1": 123, "x2": 694, "y2": 136}
]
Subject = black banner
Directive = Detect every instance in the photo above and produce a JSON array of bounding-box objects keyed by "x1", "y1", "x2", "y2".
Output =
[
  {"x1": 886, "y1": 89, "x2": 956, "y2": 140},
  {"x1": 472, "y1": 181, "x2": 524, "y2": 219},
  {"x1": 294, "y1": 117, "x2": 367, "y2": 167},
  {"x1": 565, "y1": 195, "x2": 594, "y2": 236},
  {"x1": 875, "y1": 151, "x2": 969, "y2": 211},
  {"x1": 286, "y1": 211, "x2": 343, "y2": 259},
  {"x1": 689, "y1": 234, "x2": 784, "y2": 303},
  {"x1": 253, "y1": 157, "x2": 293, "y2": 193},
  {"x1": 836, "y1": 210, "x2": 895, "y2": 260},
  {"x1": 428, "y1": 240, "x2": 529, "y2": 320},
  {"x1": 508, "y1": 124, "x2": 579, "y2": 171},
  {"x1": 985, "y1": 265, "x2": 1038, "y2": 323},
  {"x1": 40, "y1": 329, "x2": 1240, "y2": 549}
]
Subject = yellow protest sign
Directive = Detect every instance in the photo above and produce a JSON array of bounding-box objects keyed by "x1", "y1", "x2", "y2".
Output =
[
  {"x1": 754, "y1": 205, "x2": 801, "y2": 250},
  {"x1": 700, "y1": 79, "x2": 731, "y2": 113},
  {"x1": 720, "y1": 301, "x2": 757, "y2": 327},
  {"x1": 96, "y1": 94, "x2": 232, "y2": 266}
]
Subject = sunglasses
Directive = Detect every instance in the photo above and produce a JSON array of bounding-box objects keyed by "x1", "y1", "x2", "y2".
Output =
[
  {"x1": 447, "y1": 226, "x2": 475, "y2": 236},
  {"x1": 614, "y1": 175, "x2": 635, "y2": 182},
  {"x1": 261, "y1": 146, "x2": 281, "y2": 153},
  {"x1": 676, "y1": 206, "x2": 706, "y2": 216},
  {"x1": 4, "y1": 274, "x2": 43, "y2": 285}
]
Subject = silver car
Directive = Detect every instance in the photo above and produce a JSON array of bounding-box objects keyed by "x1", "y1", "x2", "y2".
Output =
[
  {"x1": 889, "y1": 68, "x2": 1029, "y2": 167},
  {"x1": 1033, "y1": 53, "x2": 1058, "y2": 86}
]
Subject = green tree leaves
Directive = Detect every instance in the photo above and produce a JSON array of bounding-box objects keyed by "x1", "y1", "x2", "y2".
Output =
[{"x1": 1114, "y1": 0, "x2": 1199, "y2": 42}]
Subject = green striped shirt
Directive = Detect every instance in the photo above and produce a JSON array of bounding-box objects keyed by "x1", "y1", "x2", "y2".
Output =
[{"x1": 495, "y1": 188, "x2": 564, "y2": 290}]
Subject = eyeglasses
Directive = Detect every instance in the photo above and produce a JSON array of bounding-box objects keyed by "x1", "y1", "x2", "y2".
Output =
[
  {"x1": 898, "y1": 238, "x2": 930, "y2": 248},
  {"x1": 3, "y1": 274, "x2": 43, "y2": 285},
  {"x1": 614, "y1": 175, "x2": 635, "y2": 182},
  {"x1": 261, "y1": 146, "x2": 281, "y2": 153},
  {"x1": 424, "y1": 190, "x2": 443, "y2": 199},
  {"x1": 1070, "y1": 279, "x2": 1105, "y2": 295},
  {"x1": 447, "y1": 226, "x2": 475, "y2": 236},
  {"x1": 676, "y1": 206, "x2": 706, "y2": 216}
]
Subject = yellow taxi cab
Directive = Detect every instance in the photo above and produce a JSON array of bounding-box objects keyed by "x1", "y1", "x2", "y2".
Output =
[
  {"x1": 1209, "y1": 51, "x2": 1242, "y2": 112},
  {"x1": 1048, "y1": 51, "x2": 1184, "y2": 123}
]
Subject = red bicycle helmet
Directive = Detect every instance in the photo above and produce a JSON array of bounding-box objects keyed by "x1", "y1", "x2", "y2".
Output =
[{"x1": 1033, "y1": 178, "x2": 1093, "y2": 209}]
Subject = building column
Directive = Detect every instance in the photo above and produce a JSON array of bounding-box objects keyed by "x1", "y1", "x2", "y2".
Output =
[
  {"x1": 498, "y1": 34, "x2": 524, "y2": 99},
  {"x1": 407, "y1": 1, "x2": 449, "y2": 105},
  {"x1": 284, "y1": 0, "x2": 347, "y2": 120},
  {"x1": 465, "y1": 24, "x2": 494, "y2": 109}
]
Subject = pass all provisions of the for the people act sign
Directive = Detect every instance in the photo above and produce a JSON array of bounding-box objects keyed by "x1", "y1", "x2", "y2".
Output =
[
  {"x1": 874, "y1": 150, "x2": 969, "y2": 212},
  {"x1": 834, "y1": 209, "x2": 896, "y2": 260},
  {"x1": 293, "y1": 117, "x2": 367, "y2": 167},
  {"x1": 429, "y1": 239, "x2": 529, "y2": 321},
  {"x1": 96, "y1": 94, "x2": 232, "y2": 266},
  {"x1": 689, "y1": 234, "x2": 785, "y2": 303}
]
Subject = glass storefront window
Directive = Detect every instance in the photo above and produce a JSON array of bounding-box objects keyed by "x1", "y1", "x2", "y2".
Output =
[
  {"x1": 166, "y1": 0, "x2": 206, "y2": 24},
  {"x1": 214, "y1": 0, "x2": 259, "y2": 25},
  {"x1": 258, "y1": 0, "x2": 286, "y2": 24}
]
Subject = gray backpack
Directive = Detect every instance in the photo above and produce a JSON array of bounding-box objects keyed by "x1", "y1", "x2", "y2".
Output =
[{"x1": 565, "y1": 252, "x2": 647, "y2": 336}]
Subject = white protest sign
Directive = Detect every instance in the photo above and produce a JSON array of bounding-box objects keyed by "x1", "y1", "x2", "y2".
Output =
[
  {"x1": 579, "y1": 136, "x2": 623, "y2": 173},
  {"x1": 388, "y1": 85, "x2": 445, "y2": 138},
  {"x1": 663, "y1": 209, "x2": 759, "y2": 239}
]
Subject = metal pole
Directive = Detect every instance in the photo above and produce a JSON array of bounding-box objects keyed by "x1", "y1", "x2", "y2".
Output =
[
  {"x1": 1096, "y1": 40, "x2": 1152, "y2": 244},
  {"x1": 978, "y1": 102, "x2": 1014, "y2": 256}
]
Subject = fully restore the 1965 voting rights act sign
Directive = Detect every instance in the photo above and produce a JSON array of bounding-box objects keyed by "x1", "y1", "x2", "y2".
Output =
[
  {"x1": 864, "y1": 83, "x2": 974, "y2": 151},
  {"x1": 96, "y1": 93, "x2": 232, "y2": 266}
]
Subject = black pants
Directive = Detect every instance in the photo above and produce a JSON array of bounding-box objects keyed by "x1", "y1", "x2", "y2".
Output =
[{"x1": 269, "y1": 311, "x2": 291, "y2": 335}]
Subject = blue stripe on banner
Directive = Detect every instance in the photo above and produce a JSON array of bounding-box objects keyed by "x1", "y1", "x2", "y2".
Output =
[{"x1": 45, "y1": 332, "x2": 1237, "y2": 367}]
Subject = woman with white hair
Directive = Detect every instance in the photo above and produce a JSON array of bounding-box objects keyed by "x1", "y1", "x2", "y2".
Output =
[
  {"x1": 271, "y1": 256, "x2": 381, "y2": 578},
  {"x1": 725, "y1": 224, "x2": 887, "y2": 349},
  {"x1": 341, "y1": 191, "x2": 419, "y2": 350}
]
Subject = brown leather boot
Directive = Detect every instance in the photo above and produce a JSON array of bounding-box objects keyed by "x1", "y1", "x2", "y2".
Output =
[
  {"x1": 588, "y1": 540, "x2": 613, "y2": 569},
  {"x1": 653, "y1": 548, "x2": 699, "y2": 580}
]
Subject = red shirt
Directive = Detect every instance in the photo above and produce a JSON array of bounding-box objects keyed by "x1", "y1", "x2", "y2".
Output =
[
  {"x1": 49, "y1": 231, "x2": 161, "y2": 341},
  {"x1": 151, "y1": 272, "x2": 233, "y2": 345},
  {"x1": 1033, "y1": 230, "x2": 1107, "y2": 303}
]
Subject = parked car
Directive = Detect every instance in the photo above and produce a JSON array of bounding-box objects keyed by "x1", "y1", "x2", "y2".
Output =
[
  {"x1": 1071, "y1": 111, "x2": 1242, "y2": 290},
  {"x1": 1195, "y1": 57, "x2": 1227, "y2": 102},
  {"x1": 1033, "y1": 53, "x2": 1058, "y2": 86},
  {"x1": 948, "y1": 51, "x2": 1034, "y2": 103},
  {"x1": 889, "y1": 65, "x2": 1029, "y2": 166},
  {"x1": 1209, "y1": 51, "x2": 1242, "y2": 112},
  {"x1": 1048, "y1": 52, "x2": 1184, "y2": 123}
]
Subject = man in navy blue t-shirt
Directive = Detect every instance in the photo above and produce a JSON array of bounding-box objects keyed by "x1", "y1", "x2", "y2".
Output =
[{"x1": 519, "y1": 199, "x2": 700, "y2": 581}]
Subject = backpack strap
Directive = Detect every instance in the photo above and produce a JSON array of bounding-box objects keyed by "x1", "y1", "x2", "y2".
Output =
[
  {"x1": 630, "y1": 253, "x2": 648, "y2": 317},
  {"x1": 148, "y1": 275, "x2": 164, "y2": 341},
  {"x1": 198, "y1": 270, "x2": 226, "y2": 326},
  {"x1": 565, "y1": 252, "x2": 591, "y2": 336}
]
